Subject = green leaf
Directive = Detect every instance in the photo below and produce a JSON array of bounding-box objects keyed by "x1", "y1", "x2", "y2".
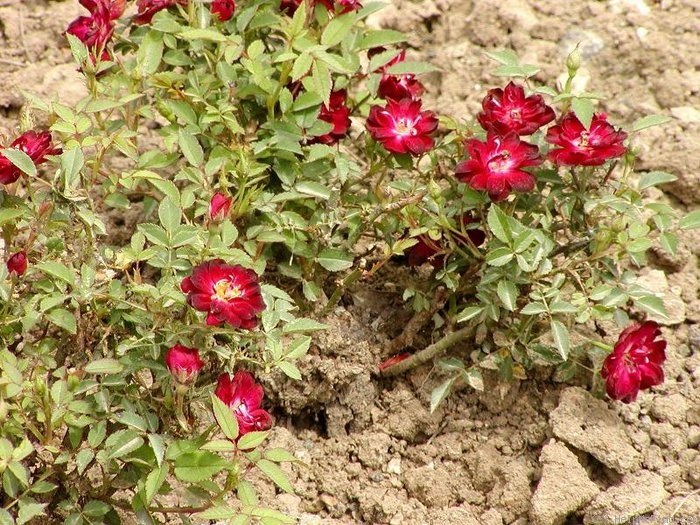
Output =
[
  {"x1": 108, "y1": 434, "x2": 144, "y2": 459},
  {"x1": 461, "y1": 369, "x2": 484, "y2": 392},
  {"x1": 1, "y1": 148, "x2": 36, "y2": 177},
  {"x1": 256, "y1": 459, "x2": 294, "y2": 493},
  {"x1": 277, "y1": 361, "x2": 302, "y2": 380},
  {"x1": 633, "y1": 295, "x2": 668, "y2": 319},
  {"x1": 550, "y1": 320, "x2": 570, "y2": 360},
  {"x1": 572, "y1": 97, "x2": 594, "y2": 129},
  {"x1": 496, "y1": 280, "x2": 518, "y2": 311},
  {"x1": 174, "y1": 451, "x2": 230, "y2": 483},
  {"x1": 46, "y1": 308, "x2": 77, "y2": 334},
  {"x1": 211, "y1": 394, "x2": 239, "y2": 441},
  {"x1": 679, "y1": 210, "x2": 700, "y2": 230},
  {"x1": 82, "y1": 500, "x2": 111, "y2": 518},
  {"x1": 285, "y1": 336, "x2": 311, "y2": 359},
  {"x1": 455, "y1": 305, "x2": 482, "y2": 323},
  {"x1": 237, "y1": 431, "x2": 269, "y2": 451},
  {"x1": 311, "y1": 60, "x2": 332, "y2": 107},
  {"x1": 7, "y1": 462, "x2": 29, "y2": 487},
  {"x1": 358, "y1": 29, "x2": 406, "y2": 49},
  {"x1": 430, "y1": 377, "x2": 455, "y2": 413},
  {"x1": 137, "y1": 30, "x2": 164, "y2": 76},
  {"x1": 178, "y1": 28, "x2": 226, "y2": 42},
  {"x1": 84, "y1": 358, "x2": 124, "y2": 375},
  {"x1": 316, "y1": 248, "x2": 354, "y2": 272},
  {"x1": 35, "y1": 261, "x2": 76, "y2": 286},
  {"x1": 264, "y1": 448, "x2": 298, "y2": 463},
  {"x1": 16, "y1": 502, "x2": 46, "y2": 525},
  {"x1": 385, "y1": 61, "x2": 438, "y2": 75},
  {"x1": 485, "y1": 49, "x2": 519, "y2": 66},
  {"x1": 549, "y1": 301, "x2": 578, "y2": 314},
  {"x1": 282, "y1": 318, "x2": 328, "y2": 333},
  {"x1": 178, "y1": 129, "x2": 204, "y2": 166},
  {"x1": 158, "y1": 196, "x2": 181, "y2": 232},
  {"x1": 633, "y1": 114, "x2": 671, "y2": 132},
  {"x1": 144, "y1": 465, "x2": 168, "y2": 504},
  {"x1": 291, "y1": 52, "x2": 313, "y2": 82},
  {"x1": 521, "y1": 302, "x2": 547, "y2": 315},
  {"x1": 485, "y1": 247, "x2": 513, "y2": 267},
  {"x1": 148, "y1": 434, "x2": 166, "y2": 467},
  {"x1": 61, "y1": 147, "x2": 84, "y2": 192},
  {"x1": 487, "y1": 206, "x2": 512, "y2": 244},
  {"x1": 321, "y1": 14, "x2": 354, "y2": 47},
  {"x1": 295, "y1": 181, "x2": 332, "y2": 200},
  {"x1": 0, "y1": 207, "x2": 25, "y2": 225},
  {"x1": 238, "y1": 480, "x2": 258, "y2": 506},
  {"x1": 200, "y1": 439, "x2": 237, "y2": 452},
  {"x1": 637, "y1": 171, "x2": 677, "y2": 190}
]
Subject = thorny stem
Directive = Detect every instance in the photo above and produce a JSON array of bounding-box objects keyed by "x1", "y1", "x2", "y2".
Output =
[{"x1": 381, "y1": 324, "x2": 476, "y2": 377}]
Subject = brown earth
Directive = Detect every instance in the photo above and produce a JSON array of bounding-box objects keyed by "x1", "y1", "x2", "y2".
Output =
[{"x1": 1, "y1": 0, "x2": 699, "y2": 524}]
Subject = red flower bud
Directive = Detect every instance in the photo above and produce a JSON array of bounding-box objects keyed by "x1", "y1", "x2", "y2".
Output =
[
  {"x1": 0, "y1": 131, "x2": 61, "y2": 185},
  {"x1": 134, "y1": 0, "x2": 188, "y2": 25},
  {"x1": 313, "y1": 89, "x2": 351, "y2": 145},
  {"x1": 366, "y1": 98, "x2": 438, "y2": 156},
  {"x1": 545, "y1": 112, "x2": 627, "y2": 167},
  {"x1": 601, "y1": 321, "x2": 667, "y2": 403},
  {"x1": 377, "y1": 74, "x2": 424, "y2": 102},
  {"x1": 7, "y1": 251, "x2": 28, "y2": 276},
  {"x1": 181, "y1": 259, "x2": 265, "y2": 329},
  {"x1": 211, "y1": 0, "x2": 235, "y2": 21},
  {"x1": 215, "y1": 371, "x2": 273, "y2": 437},
  {"x1": 165, "y1": 344, "x2": 204, "y2": 384},
  {"x1": 209, "y1": 192, "x2": 232, "y2": 221}
]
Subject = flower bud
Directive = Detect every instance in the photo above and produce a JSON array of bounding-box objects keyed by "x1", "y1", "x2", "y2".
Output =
[
  {"x1": 7, "y1": 251, "x2": 28, "y2": 276},
  {"x1": 209, "y1": 192, "x2": 232, "y2": 222},
  {"x1": 165, "y1": 344, "x2": 204, "y2": 385},
  {"x1": 566, "y1": 46, "x2": 581, "y2": 75}
]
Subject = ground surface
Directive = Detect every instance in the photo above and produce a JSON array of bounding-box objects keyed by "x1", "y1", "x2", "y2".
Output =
[{"x1": 1, "y1": 1, "x2": 699, "y2": 524}]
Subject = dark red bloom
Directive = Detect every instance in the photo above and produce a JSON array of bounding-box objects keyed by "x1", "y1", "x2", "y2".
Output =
[
  {"x1": 215, "y1": 371, "x2": 273, "y2": 436},
  {"x1": 407, "y1": 215, "x2": 485, "y2": 267},
  {"x1": 211, "y1": 0, "x2": 235, "y2": 21},
  {"x1": 79, "y1": 0, "x2": 126, "y2": 19},
  {"x1": 478, "y1": 82, "x2": 555, "y2": 136},
  {"x1": 366, "y1": 98, "x2": 438, "y2": 156},
  {"x1": 454, "y1": 133, "x2": 542, "y2": 201},
  {"x1": 209, "y1": 192, "x2": 232, "y2": 221},
  {"x1": 377, "y1": 74, "x2": 424, "y2": 102},
  {"x1": 546, "y1": 112, "x2": 628, "y2": 166},
  {"x1": 181, "y1": 259, "x2": 265, "y2": 329},
  {"x1": 66, "y1": 0, "x2": 124, "y2": 59},
  {"x1": 6, "y1": 251, "x2": 28, "y2": 276},
  {"x1": 280, "y1": 0, "x2": 360, "y2": 15},
  {"x1": 313, "y1": 89, "x2": 351, "y2": 145},
  {"x1": 0, "y1": 131, "x2": 61, "y2": 185},
  {"x1": 134, "y1": 0, "x2": 187, "y2": 25},
  {"x1": 165, "y1": 344, "x2": 204, "y2": 384},
  {"x1": 336, "y1": 0, "x2": 362, "y2": 12},
  {"x1": 600, "y1": 321, "x2": 667, "y2": 403}
]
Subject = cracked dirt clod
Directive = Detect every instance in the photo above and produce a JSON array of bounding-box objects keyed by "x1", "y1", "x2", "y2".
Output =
[
  {"x1": 550, "y1": 387, "x2": 641, "y2": 473},
  {"x1": 530, "y1": 440, "x2": 600, "y2": 525},
  {"x1": 583, "y1": 470, "x2": 668, "y2": 525}
]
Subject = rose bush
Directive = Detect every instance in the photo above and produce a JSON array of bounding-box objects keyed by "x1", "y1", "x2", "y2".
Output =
[{"x1": 0, "y1": 0, "x2": 699, "y2": 523}]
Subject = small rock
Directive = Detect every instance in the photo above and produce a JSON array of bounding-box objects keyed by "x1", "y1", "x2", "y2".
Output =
[
  {"x1": 386, "y1": 457, "x2": 402, "y2": 475},
  {"x1": 530, "y1": 440, "x2": 600, "y2": 525},
  {"x1": 551, "y1": 387, "x2": 641, "y2": 473},
  {"x1": 559, "y1": 29, "x2": 605, "y2": 60},
  {"x1": 480, "y1": 509, "x2": 504, "y2": 525},
  {"x1": 650, "y1": 393, "x2": 688, "y2": 425},
  {"x1": 428, "y1": 506, "x2": 481, "y2": 525},
  {"x1": 671, "y1": 106, "x2": 700, "y2": 123},
  {"x1": 583, "y1": 470, "x2": 667, "y2": 524}
]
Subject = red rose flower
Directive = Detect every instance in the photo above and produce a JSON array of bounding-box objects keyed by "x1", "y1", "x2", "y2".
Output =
[
  {"x1": 313, "y1": 89, "x2": 351, "y2": 145},
  {"x1": 134, "y1": 0, "x2": 187, "y2": 25},
  {"x1": 366, "y1": 98, "x2": 438, "y2": 156},
  {"x1": 478, "y1": 82, "x2": 555, "y2": 136},
  {"x1": 454, "y1": 133, "x2": 542, "y2": 202},
  {"x1": 0, "y1": 131, "x2": 62, "y2": 185},
  {"x1": 280, "y1": 0, "x2": 360, "y2": 15},
  {"x1": 377, "y1": 74, "x2": 424, "y2": 102},
  {"x1": 7, "y1": 251, "x2": 28, "y2": 276},
  {"x1": 211, "y1": 0, "x2": 235, "y2": 21},
  {"x1": 79, "y1": 0, "x2": 126, "y2": 19},
  {"x1": 165, "y1": 344, "x2": 204, "y2": 384},
  {"x1": 209, "y1": 192, "x2": 232, "y2": 221},
  {"x1": 180, "y1": 259, "x2": 265, "y2": 329},
  {"x1": 336, "y1": 0, "x2": 362, "y2": 12},
  {"x1": 600, "y1": 321, "x2": 667, "y2": 403},
  {"x1": 407, "y1": 215, "x2": 485, "y2": 267},
  {"x1": 66, "y1": 0, "x2": 124, "y2": 58},
  {"x1": 215, "y1": 371, "x2": 273, "y2": 436},
  {"x1": 545, "y1": 112, "x2": 628, "y2": 166}
]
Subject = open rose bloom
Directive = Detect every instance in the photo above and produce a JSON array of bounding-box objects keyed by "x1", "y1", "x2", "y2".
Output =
[
  {"x1": 546, "y1": 112, "x2": 627, "y2": 166},
  {"x1": 601, "y1": 321, "x2": 667, "y2": 403},
  {"x1": 215, "y1": 371, "x2": 273, "y2": 436},
  {"x1": 134, "y1": 0, "x2": 187, "y2": 25},
  {"x1": 211, "y1": 0, "x2": 235, "y2": 21},
  {"x1": 366, "y1": 98, "x2": 438, "y2": 156},
  {"x1": 181, "y1": 259, "x2": 265, "y2": 329},
  {"x1": 478, "y1": 81, "x2": 555, "y2": 136},
  {"x1": 0, "y1": 131, "x2": 62, "y2": 184}
]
